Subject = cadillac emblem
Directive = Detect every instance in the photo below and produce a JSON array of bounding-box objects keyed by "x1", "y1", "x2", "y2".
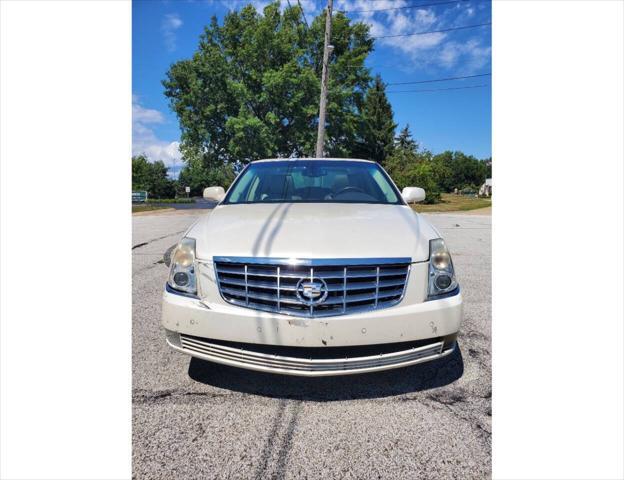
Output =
[{"x1": 296, "y1": 278, "x2": 329, "y2": 305}]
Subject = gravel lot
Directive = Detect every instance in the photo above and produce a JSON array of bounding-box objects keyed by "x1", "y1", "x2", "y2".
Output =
[{"x1": 132, "y1": 209, "x2": 491, "y2": 480}]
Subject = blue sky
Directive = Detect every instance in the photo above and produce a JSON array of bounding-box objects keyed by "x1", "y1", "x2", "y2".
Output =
[{"x1": 133, "y1": 0, "x2": 491, "y2": 173}]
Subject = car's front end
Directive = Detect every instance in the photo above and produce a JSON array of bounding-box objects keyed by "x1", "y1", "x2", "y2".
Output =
[{"x1": 161, "y1": 159, "x2": 462, "y2": 376}]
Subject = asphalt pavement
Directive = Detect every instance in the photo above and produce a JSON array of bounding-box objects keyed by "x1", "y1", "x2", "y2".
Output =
[{"x1": 132, "y1": 209, "x2": 491, "y2": 480}]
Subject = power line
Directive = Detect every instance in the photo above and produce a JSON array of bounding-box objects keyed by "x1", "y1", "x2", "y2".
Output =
[
  {"x1": 344, "y1": 0, "x2": 464, "y2": 2},
  {"x1": 297, "y1": 0, "x2": 310, "y2": 28},
  {"x1": 386, "y1": 83, "x2": 489, "y2": 93},
  {"x1": 286, "y1": 0, "x2": 310, "y2": 29},
  {"x1": 342, "y1": 0, "x2": 468, "y2": 14},
  {"x1": 387, "y1": 72, "x2": 491, "y2": 85},
  {"x1": 373, "y1": 21, "x2": 491, "y2": 39}
]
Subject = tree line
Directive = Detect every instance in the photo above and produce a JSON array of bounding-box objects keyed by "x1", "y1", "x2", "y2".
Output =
[
  {"x1": 385, "y1": 126, "x2": 491, "y2": 203},
  {"x1": 132, "y1": 155, "x2": 176, "y2": 198},
  {"x1": 132, "y1": 1, "x2": 491, "y2": 203}
]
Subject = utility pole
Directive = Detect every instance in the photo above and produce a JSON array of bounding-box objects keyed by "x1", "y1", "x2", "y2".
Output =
[{"x1": 315, "y1": 0, "x2": 333, "y2": 158}]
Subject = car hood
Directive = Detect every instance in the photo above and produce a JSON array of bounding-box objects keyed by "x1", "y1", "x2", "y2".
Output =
[{"x1": 189, "y1": 203, "x2": 439, "y2": 263}]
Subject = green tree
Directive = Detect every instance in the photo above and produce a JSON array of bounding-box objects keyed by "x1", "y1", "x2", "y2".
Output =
[
  {"x1": 432, "y1": 151, "x2": 490, "y2": 192},
  {"x1": 385, "y1": 125, "x2": 441, "y2": 204},
  {"x1": 132, "y1": 154, "x2": 151, "y2": 190},
  {"x1": 353, "y1": 75, "x2": 396, "y2": 164},
  {"x1": 132, "y1": 155, "x2": 176, "y2": 198},
  {"x1": 395, "y1": 124, "x2": 418, "y2": 151},
  {"x1": 483, "y1": 157, "x2": 492, "y2": 179},
  {"x1": 163, "y1": 1, "x2": 373, "y2": 170}
]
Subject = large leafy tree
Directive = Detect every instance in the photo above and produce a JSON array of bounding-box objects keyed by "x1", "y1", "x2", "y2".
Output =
[
  {"x1": 353, "y1": 75, "x2": 396, "y2": 164},
  {"x1": 163, "y1": 1, "x2": 373, "y2": 174}
]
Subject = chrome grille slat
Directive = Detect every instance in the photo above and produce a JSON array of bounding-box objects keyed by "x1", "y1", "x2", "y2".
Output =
[
  {"x1": 214, "y1": 257, "x2": 411, "y2": 318},
  {"x1": 179, "y1": 334, "x2": 445, "y2": 373},
  {"x1": 216, "y1": 266, "x2": 246, "y2": 276},
  {"x1": 374, "y1": 266, "x2": 380, "y2": 308},
  {"x1": 221, "y1": 287, "x2": 303, "y2": 305},
  {"x1": 276, "y1": 266, "x2": 281, "y2": 311},
  {"x1": 309, "y1": 267, "x2": 314, "y2": 317},
  {"x1": 244, "y1": 265, "x2": 249, "y2": 305},
  {"x1": 342, "y1": 267, "x2": 347, "y2": 314}
]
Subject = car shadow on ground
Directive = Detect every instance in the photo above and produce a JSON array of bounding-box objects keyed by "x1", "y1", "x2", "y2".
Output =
[{"x1": 187, "y1": 343, "x2": 464, "y2": 401}]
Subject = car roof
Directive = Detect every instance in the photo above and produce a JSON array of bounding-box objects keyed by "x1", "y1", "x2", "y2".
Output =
[{"x1": 252, "y1": 158, "x2": 375, "y2": 164}]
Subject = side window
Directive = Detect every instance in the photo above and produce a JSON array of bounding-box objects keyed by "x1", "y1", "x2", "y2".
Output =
[
  {"x1": 291, "y1": 170, "x2": 316, "y2": 189},
  {"x1": 290, "y1": 171, "x2": 303, "y2": 190},
  {"x1": 371, "y1": 168, "x2": 399, "y2": 203},
  {"x1": 321, "y1": 170, "x2": 338, "y2": 189},
  {"x1": 228, "y1": 171, "x2": 255, "y2": 203},
  {"x1": 246, "y1": 175, "x2": 261, "y2": 201}
]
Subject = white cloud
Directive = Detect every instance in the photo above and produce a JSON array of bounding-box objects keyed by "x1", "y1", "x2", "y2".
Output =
[
  {"x1": 161, "y1": 13, "x2": 183, "y2": 52},
  {"x1": 439, "y1": 39, "x2": 491, "y2": 73},
  {"x1": 336, "y1": 0, "x2": 490, "y2": 73},
  {"x1": 132, "y1": 96, "x2": 181, "y2": 167},
  {"x1": 132, "y1": 102, "x2": 164, "y2": 124}
]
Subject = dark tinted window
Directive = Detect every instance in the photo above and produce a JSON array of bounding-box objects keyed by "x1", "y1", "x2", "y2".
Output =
[{"x1": 224, "y1": 161, "x2": 402, "y2": 205}]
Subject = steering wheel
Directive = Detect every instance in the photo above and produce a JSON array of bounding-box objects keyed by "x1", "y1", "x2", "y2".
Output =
[{"x1": 333, "y1": 186, "x2": 366, "y2": 197}]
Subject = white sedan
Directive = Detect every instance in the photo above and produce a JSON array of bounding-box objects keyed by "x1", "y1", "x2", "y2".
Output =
[{"x1": 162, "y1": 158, "x2": 462, "y2": 376}]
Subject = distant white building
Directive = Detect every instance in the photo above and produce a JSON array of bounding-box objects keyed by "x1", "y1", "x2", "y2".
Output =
[{"x1": 479, "y1": 178, "x2": 492, "y2": 197}]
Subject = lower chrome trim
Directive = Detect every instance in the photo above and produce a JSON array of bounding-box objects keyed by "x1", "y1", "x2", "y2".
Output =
[{"x1": 167, "y1": 334, "x2": 455, "y2": 377}]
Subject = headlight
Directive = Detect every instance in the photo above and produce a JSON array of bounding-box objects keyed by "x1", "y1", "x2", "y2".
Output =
[
  {"x1": 168, "y1": 237, "x2": 197, "y2": 295},
  {"x1": 427, "y1": 238, "x2": 458, "y2": 299}
]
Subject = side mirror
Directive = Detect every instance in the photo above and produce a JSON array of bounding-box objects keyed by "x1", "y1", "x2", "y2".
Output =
[
  {"x1": 203, "y1": 186, "x2": 225, "y2": 202},
  {"x1": 402, "y1": 187, "x2": 426, "y2": 204}
]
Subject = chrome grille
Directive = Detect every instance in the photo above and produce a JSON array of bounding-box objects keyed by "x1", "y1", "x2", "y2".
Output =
[{"x1": 213, "y1": 257, "x2": 411, "y2": 318}]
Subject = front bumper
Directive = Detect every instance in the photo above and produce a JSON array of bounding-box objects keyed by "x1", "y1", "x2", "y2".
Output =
[{"x1": 161, "y1": 284, "x2": 462, "y2": 376}]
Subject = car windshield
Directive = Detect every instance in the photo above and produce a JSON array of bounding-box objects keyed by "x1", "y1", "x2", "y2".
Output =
[{"x1": 223, "y1": 160, "x2": 403, "y2": 205}]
